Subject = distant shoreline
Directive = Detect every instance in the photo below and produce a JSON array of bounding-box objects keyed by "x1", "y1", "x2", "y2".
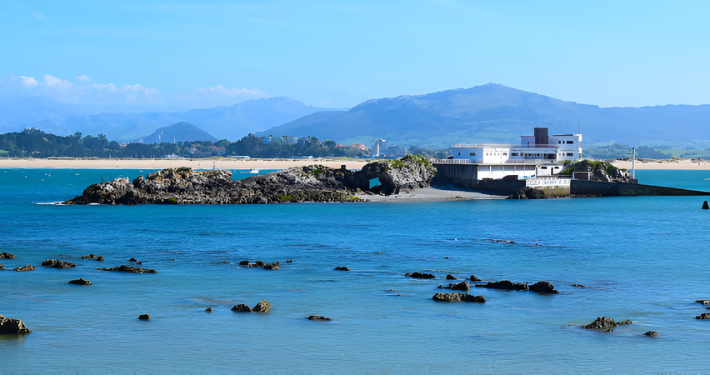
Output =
[
  {"x1": 611, "y1": 160, "x2": 710, "y2": 170},
  {"x1": 1, "y1": 157, "x2": 709, "y2": 171},
  {"x1": 0, "y1": 158, "x2": 369, "y2": 170}
]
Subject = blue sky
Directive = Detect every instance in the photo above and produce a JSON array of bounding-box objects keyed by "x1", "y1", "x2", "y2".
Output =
[{"x1": 2, "y1": 0, "x2": 710, "y2": 110}]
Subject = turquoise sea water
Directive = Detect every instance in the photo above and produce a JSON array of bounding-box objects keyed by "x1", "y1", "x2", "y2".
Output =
[{"x1": 1, "y1": 168, "x2": 710, "y2": 373}]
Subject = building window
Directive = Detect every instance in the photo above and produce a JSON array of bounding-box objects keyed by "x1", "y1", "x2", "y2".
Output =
[
  {"x1": 567, "y1": 141, "x2": 573, "y2": 144},
  {"x1": 541, "y1": 166, "x2": 548, "y2": 169},
  {"x1": 567, "y1": 153, "x2": 573, "y2": 156},
  {"x1": 503, "y1": 153, "x2": 508, "y2": 156},
  {"x1": 558, "y1": 141, "x2": 561, "y2": 144},
  {"x1": 458, "y1": 153, "x2": 460, "y2": 156}
]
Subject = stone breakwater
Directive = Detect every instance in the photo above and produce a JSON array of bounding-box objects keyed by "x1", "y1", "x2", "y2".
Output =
[{"x1": 64, "y1": 155, "x2": 437, "y2": 205}]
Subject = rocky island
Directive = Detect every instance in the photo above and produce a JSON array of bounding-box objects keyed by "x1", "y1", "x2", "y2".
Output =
[{"x1": 64, "y1": 155, "x2": 437, "y2": 205}]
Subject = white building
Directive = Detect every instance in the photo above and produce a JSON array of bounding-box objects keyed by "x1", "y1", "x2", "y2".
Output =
[{"x1": 448, "y1": 128, "x2": 582, "y2": 179}]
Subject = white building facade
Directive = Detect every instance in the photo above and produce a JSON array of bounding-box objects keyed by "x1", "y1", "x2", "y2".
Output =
[{"x1": 448, "y1": 128, "x2": 582, "y2": 180}]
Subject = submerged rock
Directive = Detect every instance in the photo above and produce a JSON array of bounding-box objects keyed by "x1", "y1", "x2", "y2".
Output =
[
  {"x1": 0, "y1": 252, "x2": 16, "y2": 259},
  {"x1": 438, "y1": 281, "x2": 470, "y2": 291},
  {"x1": 432, "y1": 293, "x2": 485, "y2": 303},
  {"x1": 696, "y1": 299, "x2": 710, "y2": 305},
  {"x1": 0, "y1": 314, "x2": 31, "y2": 334},
  {"x1": 529, "y1": 281, "x2": 559, "y2": 294},
  {"x1": 307, "y1": 315, "x2": 332, "y2": 321},
  {"x1": 0, "y1": 264, "x2": 4, "y2": 270},
  {"x1": 263, "y1": 262, "x2": 280, "y2": 270},
  {"x1": 334, "y1": 266, "x2": 351, "y2": 271},
  {"x1": 469, "y1": 275, "x2": 481, "y2": 282},
  {"x1": 475, "y1": 280, "x2": 528, "y2": 291},
  {"x1": 205, "y1": 307, "x2": 212, "y2": 313},
  {"x1": 696, "y1": 313, "x2": 710, "y2": 320},
  {"x1": 238, "y1": 260, "x2": 250, "y2": 266},
  {"x1": 138, "y1": 314, "x2": 151, "y2": 321},
  {"x1": 582, "y1": 317, "x2": 618, "y2": 331},
  {"x1": 406, "y1": 272, "x2": 436, "y2": 279},
  {"x1": 13, "y1": 265, "x2": 35, "y2": 272},
  {"x1": 231, "y1": 304, "x2": 252, "y2": 312},
  {"x1": 128, "y1": 258, "x2": 138, "y2": 262},
  {"x1": 68, "y1": 278, "x2": 92, "y2": 286},
  {"x1": 445, "y1": 274, "x2": 457, "y2": 280},
  {"x1": 617, "y1": 319, "x2": 632, "y2": 325},
  {"x1": 41, "y1": 259, "x2": 76, "y2": 269},
  {"x1": 98, "y1": 265, "x2": 157, "y2": 273},
  {"x1": 572, "y1": 284, "x2": 590, "y2": 288},
  {"x1": 643, "y1": 331, "x2": 659, "y2": 337}
]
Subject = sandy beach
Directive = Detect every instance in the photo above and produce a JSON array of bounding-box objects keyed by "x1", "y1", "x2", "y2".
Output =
[
  {"x1": 0, "y1": 158, "x2": 369, "y2": 170},
  {"x1": 611, "y1": 159, "x2": 710, "y2": 170},
  {"x1": 357, "y1": 186, "x2": 508, "y2": 202}
]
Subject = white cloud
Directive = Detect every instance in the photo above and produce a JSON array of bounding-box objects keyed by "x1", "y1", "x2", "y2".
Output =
[
  {"x1": 0, "y1": 74, "x2": 267, "y2": 111},
  {"x1": 19, "y1": 75, "x2": 38, "y2": 88}
]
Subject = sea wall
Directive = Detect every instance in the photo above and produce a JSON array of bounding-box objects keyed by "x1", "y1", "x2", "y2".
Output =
[{"x1": 571, "y1": 180, "x2": 710, "y2": 196}]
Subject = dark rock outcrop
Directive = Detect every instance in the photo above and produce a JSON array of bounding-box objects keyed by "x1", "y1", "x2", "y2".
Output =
[
  {"x1": 0, "y1": 314, "x2": 31, "y2": 334},
  {"x1": 445, "y1": 274, "x2": 457, "y2": 280},
  {"x1": 475, "y1": 280, "x2": 528, "y2": 291},
  {"x1": 643, "y1": 331, "x2": 659, "y2": 337},
  {"x1": 696, "y1": 299, "x2": 710, "y2": 305},
  {"x1": 308, "y1": 315, "x2": 332, "y2": 321},
  {"x1": 0, "y1": 252, "x2": 16, "y2": 259},
  {"x1": 205, "y1": 307, "x2": 212, "y2": 313},
  {"x1": 13, "y1": 265, "x2": 35, "y2": 272},
  {"x1": 238, "y1": 260, "x2": 250, "y2": 265},
  {"x1": 529, "y1": 281, "x2": 559, "y2": 294},
  {"x1": 703, "y1": 201, "x2": 709, "y2": 210},
  {"x1": 438, "y1": 281, "x2": 470, "y2": 291},
  {"x1": 582, "y1": 317, "x2": 618, "y2": 331},
  {"x1": 231, "y1": 300, "x2": 271, "y2": 313},
  {"x1": 617, "y1": 319, "x2": 632, "y2": 325},
  {"x1": 263, "y1": 262, "x2": 280, "y2": 270},
  {"x1": 98, "y1": 265, "x2": 157, "y2": 273},
  {"x1": 138, "y1": 314, "x2": 150, "y2": 320},
  {"x1": 128, "y1": 258, "x2": 138, "y2": 262},
  {"x1": 432, "y1": 293, "x2": 486, "y2": 303},
  {"x1": 696, "y1": 313, "x2": 710, "y2": 320},
  {"x1": 334, "y1": 266, "x2": 351, "y2": 271},
  {"x1": 42, "y1": 259, "x2": 77, "y2": 269},
  {"x1": 509, "y1": 187, "x2": 546, "y2": 200},
  {"x1": 63, "y1": 156, "x2": 436, "y2": 205},
  {"x1": 0, "y1": 264, "x2": 4, "y2": 270},
  {"x1": 470, "y1": 275, "x2": 481, "y2": 281},
  {"x1": 572, "y1": 284, "x2": 590, "y2": 288},
  {"x1": 406, "y1": 272, "x2": 436, "y2": 279},
  {"x1": 69, "y1": 278, "x2": 92, "y2": 285}
]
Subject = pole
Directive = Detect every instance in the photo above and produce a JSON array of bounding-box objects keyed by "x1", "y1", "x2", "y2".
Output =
[{"x1": 632, "y1": 147, "x2": 636, "y2": 178}]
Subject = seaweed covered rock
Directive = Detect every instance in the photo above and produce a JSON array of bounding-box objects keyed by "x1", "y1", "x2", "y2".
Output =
[
  {"x1": 406, "y1": 272, "x2": 436, "y2": 279},
  {"x1": 41, "y1": 259, "x2": 76, "y2": 269},
  {"x1": 529, "y1": 281, "x2": 559, "y2": 294},
  {"x1": 509, "y1": 187, "x2": 546, "y2": 200},
  {"x1": 0, "y1": 314, "x2": 31, "y2": 334},
  {"x1": 475, "y1": 280, "x2": 529, "y2": 291},
  {"x1": 98, "y1": 265, "x2": 157, "y2": 273},
  {"x1": 68, "y1": 278, "x2": 92, "y2": 286},
  {"x1": 308, "y1": 315, "x2": 332, "y2": 321},
  {"x1": 13, "y1": 265, "x2": 35, "y2": 272},
  {"x1": 81, "y1": 254, "x2": 104, "y2": 261},
  {"x1": 432, "y1": 293, "x2": 486, "y2": 303},
  {"x1": 231, "y1": 300, "x2": 271, "y2": 313},
  {"x1": 63, "y1": 156, "x2": 437, "y2": 205},
  {"x1": 438, "y1": 281, "x2": 470, "y2": 291},
  {"x1": 582, "y1": 317, "x2": 618, "y2": 331},
  {"x1": 0, "y1": 252, "x2": 16, "y2": 259}
]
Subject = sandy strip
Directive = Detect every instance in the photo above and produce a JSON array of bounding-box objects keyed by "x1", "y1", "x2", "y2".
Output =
[
  {"x1": 612, "y1": 160, "x2": 710, "y2": 170},
  {"x1": 0, "y1": 158, "x2": 369, "y2": 170},
  {"x1": 357, "y1": 187, "x2": 508, "y2": 202}
]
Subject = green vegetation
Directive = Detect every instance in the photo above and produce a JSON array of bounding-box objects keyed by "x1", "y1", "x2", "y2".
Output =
[
  {"x1": 167, "y1": 198, "x2": 178, "y2": 204},
  {"x1": 278, "y1": 194, "x2": 294, "y2": 202},
  {"x1": 0, "y1": 129, "x2": 369, "y2": 159},
  {"x1": 560, "y1": 160, "x2": 619, "y2": 176},
  {"x1": 388, "y1": 154, "x2": 436, "y2": 174}
]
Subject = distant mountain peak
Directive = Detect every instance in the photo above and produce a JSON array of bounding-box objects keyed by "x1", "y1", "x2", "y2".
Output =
[{"x1": 140, "y1": 122, "x2": 218, "y2": 144}]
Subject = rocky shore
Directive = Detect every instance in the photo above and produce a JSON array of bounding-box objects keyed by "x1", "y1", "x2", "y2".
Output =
[{"x1": 63, "y1": 155, "x2": 436, "y2": 205}]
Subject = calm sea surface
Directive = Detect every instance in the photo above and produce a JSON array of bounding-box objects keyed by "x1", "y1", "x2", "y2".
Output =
[{"x1": 1, "y1": 168, "x2": 710, "y2": 373}]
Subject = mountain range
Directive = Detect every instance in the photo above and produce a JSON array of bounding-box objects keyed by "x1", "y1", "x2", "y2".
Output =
[
  {"x1": 3, "y1": 84, "x2": 710, "y2": 148},
  {"x1": 141, "y1": 122, "x2": 218, "y2": 144},
  {"x1": 257, "y1": 84, "x2": 710, "y2": 148},
  {"x1": 0, "y1": 97, "x2": 339, "y2": 142}
]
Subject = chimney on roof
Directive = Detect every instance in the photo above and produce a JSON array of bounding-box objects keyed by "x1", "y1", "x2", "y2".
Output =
[{"x1": 534, "y1": 128, "x2": 548, "y2": 147}]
